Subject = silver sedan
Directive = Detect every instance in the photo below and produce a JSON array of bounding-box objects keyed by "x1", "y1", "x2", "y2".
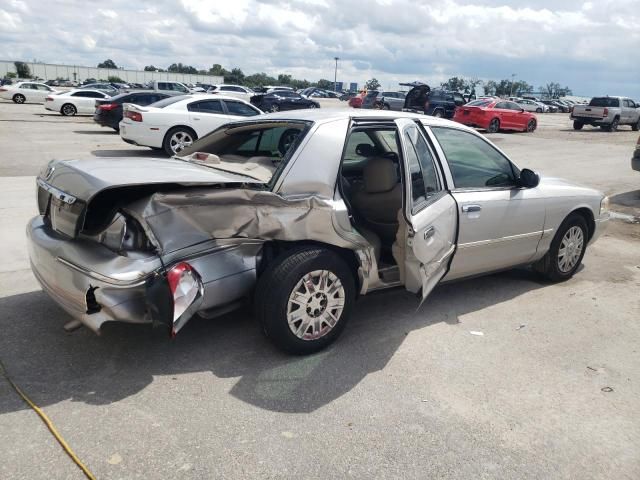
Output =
[{"x1": 28, "y1": 110, "x2": 609, "y2": 354}]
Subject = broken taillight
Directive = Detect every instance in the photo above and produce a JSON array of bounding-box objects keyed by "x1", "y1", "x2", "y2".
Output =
[
  {"x1": 125, "y1": 110, "x2": 143, "y2": 122},
  {"x1": 166, "y1": 262, "x2": 203, "y2": 336}
]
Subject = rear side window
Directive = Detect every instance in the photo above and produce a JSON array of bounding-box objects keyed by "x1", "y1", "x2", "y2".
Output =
[
  {"x1": 188, "y1": 100, "x2": 224, "y2": 113},
  {"x1": 224, "y1": 101, "x2": 259, "y2": 116},
  {"x1": 150, "y1": 95, "x2": 189, "y2": 108},
  {"x1": 467, "y1": 99, "x2": 492, "y2": 107},
  {"x1": 404, "y1": 125, "x2": 441, "y2": 210},
  {"x1": 589, "y1": 97, "x2": 619, "y2": 107},
  {"x1": 431, "y1": 127, "x2": 516, "y2": 189}
]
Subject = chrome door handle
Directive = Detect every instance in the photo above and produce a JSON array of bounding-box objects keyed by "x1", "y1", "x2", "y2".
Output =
[
  {"x1": 424, "y1": 226, "x2": 435, "y2": 239},
  {"x1": 462, "y1": 204, "x2": 481, "y2": 213}
]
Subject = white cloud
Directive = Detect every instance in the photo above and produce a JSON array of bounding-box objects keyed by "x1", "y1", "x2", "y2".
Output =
[{"x1": 0, "y1": 0, "x2": 638, "y2": 97}]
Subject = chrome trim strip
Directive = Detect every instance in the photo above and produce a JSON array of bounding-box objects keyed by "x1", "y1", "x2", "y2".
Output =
[
  {"x1": 458, "y1": 231, "x2": 543, "y2": 250},
  {"x1": 57, "y1": 257, "x2": 150, "y2": 287},
  {"x1": 37, "y1": 178, "x2": 77, "y2": 205},
  {"x1": 436, "y1": 244, "x2": 456, "y2": 264}
]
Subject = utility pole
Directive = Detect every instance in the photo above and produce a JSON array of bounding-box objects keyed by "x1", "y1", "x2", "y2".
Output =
[
  {"x1": 509, "y1": 73, "x2": 516, "y2": 97},
  {"x1": 334, "y1": 57, "x2": 339, "y2": 92}
]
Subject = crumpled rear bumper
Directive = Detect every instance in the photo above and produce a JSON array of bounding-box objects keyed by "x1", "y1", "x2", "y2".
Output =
[{"x1": 27, "y1": 216, "x2": 157, "y2": 333}]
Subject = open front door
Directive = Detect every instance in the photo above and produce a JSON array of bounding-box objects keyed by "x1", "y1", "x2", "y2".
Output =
[{"x1": 395, "y1": 119, "x2": 457, "y2": 301}]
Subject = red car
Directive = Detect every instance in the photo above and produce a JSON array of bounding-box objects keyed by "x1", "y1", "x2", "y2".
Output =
[
  {"x1": 348, "y1": 93, "x2": 364, "y2": 108},
  {"x1": 453, "y1": 99, "x2": 537, "y2": 133}
]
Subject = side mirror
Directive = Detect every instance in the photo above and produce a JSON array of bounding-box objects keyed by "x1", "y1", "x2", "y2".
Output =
[
  {"x1": 518, "y1": 168, "x2": 540, "y2": 188},
  {"x1": 520, "y1": 108, "x2": 525, "y2": 113}
]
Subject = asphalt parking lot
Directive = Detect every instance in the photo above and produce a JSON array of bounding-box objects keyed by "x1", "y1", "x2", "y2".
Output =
[{"x1": 0, "y1": 100, "x2": 639, "y2": 479}]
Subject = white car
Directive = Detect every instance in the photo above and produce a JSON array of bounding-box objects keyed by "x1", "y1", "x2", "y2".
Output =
[
  {"x1": 119, "y1": 94, "x2": 263, "y2": 156},
  {"x1": 516, "y1": 99, "x2": 549, "y2": 113},
  {"x1": 45, "y1": 89, "x2": 111, "y2": 116},
  {"x1": 0, "y1": 82, "x2": 59, "y2": 104},
  {"x1": 207, "y1": 84, "x2": 255, "y2": 99}
]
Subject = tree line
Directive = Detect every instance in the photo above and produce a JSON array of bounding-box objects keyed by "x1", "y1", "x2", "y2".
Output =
[{"x1": 439, "y1": 76, "x2": 572, "y2": 98}]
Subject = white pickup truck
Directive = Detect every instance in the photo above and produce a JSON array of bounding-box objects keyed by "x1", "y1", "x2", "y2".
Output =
[
  {"x1": 147, "y1": 80, "x2": 192, "y2": 94},
  {"x1": 571, "y1": 96, "x2": 640, "y2": 131}
]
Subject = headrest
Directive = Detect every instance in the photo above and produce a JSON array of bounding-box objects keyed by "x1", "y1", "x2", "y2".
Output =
[
  {"x1": 355, "y1": 143, "x2": 376, "y2": 157},
  {"x1": 363, "y1": 157, "x2": 399, "y2": 193}
]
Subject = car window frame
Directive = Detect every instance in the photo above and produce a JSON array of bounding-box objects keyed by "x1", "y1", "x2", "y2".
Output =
[
  {"x1": 187, "y1": 99, "x2": 225, "y2": 114},
  {"x1": 222, "y1": 100, "x2": 261, "y2": 117},
  {"x1": 429, "y1": 126, "x2": 520, "y2": 192}
]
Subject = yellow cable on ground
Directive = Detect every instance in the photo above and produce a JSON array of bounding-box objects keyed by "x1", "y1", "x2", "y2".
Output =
[{"x1": 0, "y1": 358, "x2": 96, "y2": 480}]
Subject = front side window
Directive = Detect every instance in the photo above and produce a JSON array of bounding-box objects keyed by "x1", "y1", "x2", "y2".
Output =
[
  {"x1": 431, "y1": 127, "x2": 516, "y2": 189},
  {"x1": 404, "y1": 125, "x2": 441, "y2": 209}
]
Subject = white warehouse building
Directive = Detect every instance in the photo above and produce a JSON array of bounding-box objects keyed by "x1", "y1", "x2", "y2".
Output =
[{"x1": 0, "y1": 60, "x2": 223, "y2": 85}]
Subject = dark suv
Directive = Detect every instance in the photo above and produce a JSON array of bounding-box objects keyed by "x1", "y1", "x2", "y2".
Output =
[
  {"x1": 401, "y1": 82, "x2": 465, "y2": 118},
  {"x1": 93, "y1": 91, "x2": 175, "y2": 131}
]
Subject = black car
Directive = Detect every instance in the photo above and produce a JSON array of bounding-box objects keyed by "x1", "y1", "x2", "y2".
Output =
[
  {"x1": 93, "y1": 91, "x2": 174, "y2": 131},
  {"x1": 401, "y1": 82, "x2": 466, "y2": 118},
  {"x1": 540, "y1": 100, "x2": 568, "y2": 113},
  {"x1": 361, "y1": 90, "x2": 380, "y2": 109},
  {"x1": 250, "y1": 90, "x2": 320, "y2": 112}
]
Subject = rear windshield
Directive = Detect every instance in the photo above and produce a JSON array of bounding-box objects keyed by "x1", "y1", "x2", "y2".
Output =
[
  {"x1": 365, "y1": 91, "x2": 379, "y2": 98},
  {"x1": 466, "y1": 99, "x2": 492, "y2": 107},
  {"x1": 178, "y1": 121, "x2": 311, "y2": 187},
  {"x1": 150, "y1": 95, "x2": 190, "y2": 108},
  {"x1": 589, "y1": 97, "x2": 619, "y2": 107}
]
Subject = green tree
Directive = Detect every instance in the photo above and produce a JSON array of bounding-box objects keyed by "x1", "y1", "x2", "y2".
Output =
[
  {"x1": 225, "y1": 68, "x2": 245, "y2": 85},
  {"x1": 6, "y1": 72, "x2": 17, "y2": 79},
  {"x1": 144, "y1": 65, "x2": 158, "y2": 71},
  {"x1": 97, "y1": 59, "x2": 118, "y2": 69},
  {"x1": 364, "y1": 78, "x2": 381, "y2": 90},
  {"x1": 244, "y1": 72, "x2": 277, "y2": 88},
  {"x1": 540, "y1": 82, "x2": 572, "y2": 98},
  {"x1": 14, "y1": 61, "x2": 31, "y2": 78},
  {"x1": 440, "y1": 76, "x2": 467, "y2": 92},
  {"x1": 209, "y1": 64, "x2": 229, "y2": 77},
  {"x1": 107, "y1": 75, "x2": 124, "y2": 83},
  {"x1": 277, "y1": 74, "x2": 292, "y2": 85},
  {"x1": 167, "y1": 63, "x2": 198, "y2": 74}
]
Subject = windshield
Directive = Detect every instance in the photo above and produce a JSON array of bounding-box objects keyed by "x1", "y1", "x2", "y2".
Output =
[{"x1": 178, "y1": 121, "x2": 311, "y2": 186}]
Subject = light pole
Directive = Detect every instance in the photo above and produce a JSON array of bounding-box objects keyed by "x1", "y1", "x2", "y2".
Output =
[
  {"x1": 334, "y1": 57, "x2": 339, "y2": 92},
  {"x1": 509, "y1": 73, "x2": 516, "y2": 97}
]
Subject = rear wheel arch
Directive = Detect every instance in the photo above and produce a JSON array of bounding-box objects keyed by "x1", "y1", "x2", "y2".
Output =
[{"x1": 257, "y1": 240, "x2": 361, "y2": 291}]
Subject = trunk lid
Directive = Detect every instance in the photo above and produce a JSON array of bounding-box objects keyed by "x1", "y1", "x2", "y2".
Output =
[{"x1": 37, "y1": 157, "x2": 263, "y2": 238}]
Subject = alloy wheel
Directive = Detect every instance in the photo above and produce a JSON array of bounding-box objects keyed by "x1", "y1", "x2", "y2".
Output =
[
  {"x1": 62, "y1": 104, "x2": 76, "y2": 116},
  {"x1": 286, "y1": 270, "x2": 345, "y2": 341},
  {"x1": 169, "y1": 131, "x2": 193, "y2": 154},
  {"x1": 557, "y1": 226, "x2": 584, "y2": 273}
]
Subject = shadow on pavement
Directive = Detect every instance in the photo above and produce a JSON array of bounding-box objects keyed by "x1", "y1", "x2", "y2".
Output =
[
  {"x1": 73, "y1": 130, "x2": 117, "y2": 135},
  {"x1": 610, "y1": 189, "x2": 640, "y2": 208},
  {"x1": 0, "y1": 269, "x2": 546, "y2": 414}
]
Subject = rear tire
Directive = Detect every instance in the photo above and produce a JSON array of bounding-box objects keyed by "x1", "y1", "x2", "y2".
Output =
[
  {"x1": 433, "y1": 110, "x2": 444, "y2": 118},
  {"x1": 572, "y1": 121, "x2": 583, "y2": 130},
  {"x1": 534, "y1": 214, "x2": 588, "y2": 282},
  {"x1": 633, "y1": 119, "x2": 640, "y2": 132},
  {"x1": 255, "y1": 247, "x2": 355, "y2": 355},
  {"x1": 487, "y1": 118, "x2": 500, "y2": 133},
  {"x1": 61, "y1": 103, "x2": 77, "y2": 116},
  {"x1": 270, "y1": 104, "x2": 280, "y2": 112},
  {"x1": 163, "y1": 126, "x2": 197, "y2": 156},
  {"x1": 608, "y1": 117, "x2": 619, "y2": 132},
  {"x1": 536, "y1": 107, "x2": 542, "y2": 113},
  {"x1": 12, "y1": 94, "x2": 26, "y2": 104}
]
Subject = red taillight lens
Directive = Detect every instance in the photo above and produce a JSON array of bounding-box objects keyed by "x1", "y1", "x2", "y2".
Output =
[
  {"x1": 0, "y1": 88, "x2": 7, "y2": 92},
  {"x1": 602, "y1": 107, "x2": 608, "y2": 117},
  {"x1": 166, "y1": 262, "x2": 203, "y2": 335},
  {"x1": 45, "y1": 96, "x2": 53, "y2": 101},
  {"x1": 125, "y1": 110, "x2": 142, "y2": 122},
  {"x1": 99, "y1": 103, "x2": 118, "y2": 111}
]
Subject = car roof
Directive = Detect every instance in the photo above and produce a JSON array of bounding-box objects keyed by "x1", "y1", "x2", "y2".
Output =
[
  {"x1": 225, "y1": 109, "x2": 476, "y2": 131},
  {"x1": 169, "y1": 94, "x2": 254, "y2": 105},
  {"x1": 64, "y1": 89, "x2": 107, "y2": 95}
]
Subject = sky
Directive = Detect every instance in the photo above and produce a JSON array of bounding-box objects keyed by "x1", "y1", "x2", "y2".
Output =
[{"x1": 1, "y1": 0, "x2": 639, "y2": 97}]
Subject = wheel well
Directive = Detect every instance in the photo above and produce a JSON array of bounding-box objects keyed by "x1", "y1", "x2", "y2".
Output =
[
  {"x1": 163, "y1": 125, "x2": 197, "y2": 142},
  {"x1": 257, "y1": 240, "x2": 361, "y2": 287},
  {"x1": 569, "y1": 208, "x2": 595, "y2": 241}
]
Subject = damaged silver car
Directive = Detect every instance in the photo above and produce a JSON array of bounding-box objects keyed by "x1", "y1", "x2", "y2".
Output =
[{"x1": 28, "y1": 110, "x2": 609, "y2": 354}]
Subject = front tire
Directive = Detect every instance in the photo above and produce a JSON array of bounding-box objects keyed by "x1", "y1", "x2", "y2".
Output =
[
  {"x1": 163, "y1": 126, "x2": 196, "y2": 156},
  {"x1": 534, "y1": 214, "x2": 588, "y2": 282},
  {"x1": 61, "y1": 103, "x2": 77, "y2": 116},
  {"x1": 255, "y1": 247, "x2": 356, "y2": 355},
  {"x1": 433, "y1": 110, "x2": 444, "y2": 118},
  {"x1": 270, "y1": 104, "x2": 280, "y2": 112},
  {"x1": 526, "y1": 119, "x2": 537, "y2": 132},
  {"x1": 12, "y1": 94, "x2": 26, "y2": 104}
]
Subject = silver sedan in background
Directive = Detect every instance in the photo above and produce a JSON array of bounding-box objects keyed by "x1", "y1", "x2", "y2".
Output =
[{"x1": 28, "y1": 110, "x2": 608, "y2": 354}]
